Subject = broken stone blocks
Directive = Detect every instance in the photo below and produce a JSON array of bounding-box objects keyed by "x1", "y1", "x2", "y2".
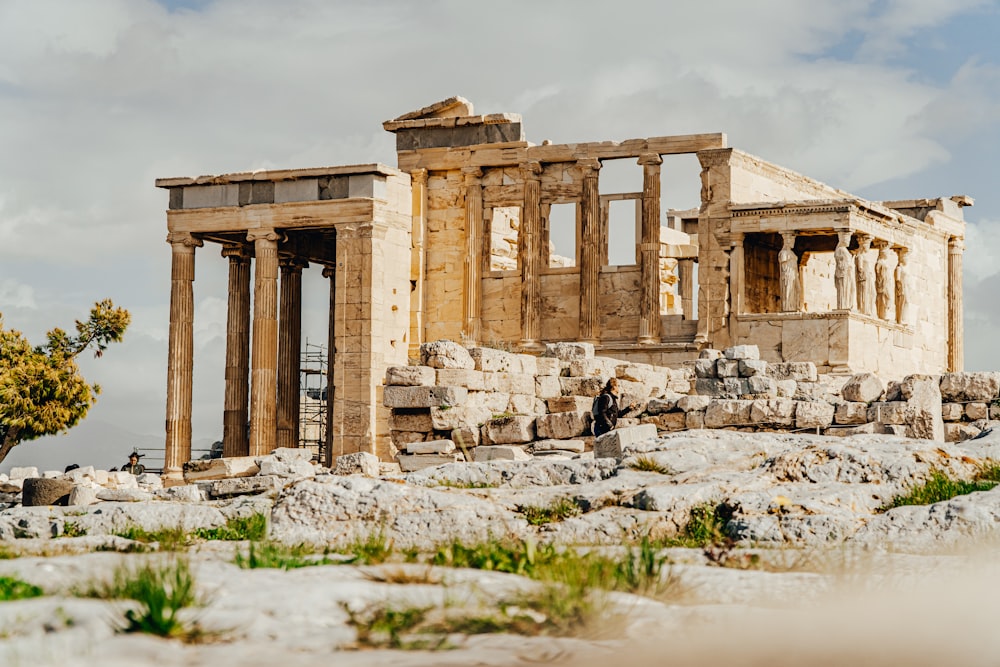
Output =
[
  {"x1": 334, "y1": 452, "x2": 381, "y2": 476},
  {"x1": 481, "y1": 415, "x2": 536, "y2": 444},
  {"x1": 594, "y1": 424, "x2": 658, "y2": 459},
  {"x1": 383, "y1": 385, "x2": 468, "y2": 409},
  {"x1": 535, "y1": 411, "x2": 591, "y2": 439}
]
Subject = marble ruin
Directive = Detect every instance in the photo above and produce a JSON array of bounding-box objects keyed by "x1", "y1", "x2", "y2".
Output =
[{"x1": 156, "y1": 96, "x2": 971, "y2": 472}]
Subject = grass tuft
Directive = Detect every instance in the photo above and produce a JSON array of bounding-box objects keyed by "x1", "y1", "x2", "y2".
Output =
[
  {"x1": 113, "y1": 525, "x2": 191, "y2": 551},
  {"x1": 234, "y1": 541, "x2": 328, "y2": 570},
  {"x1": 0, "y1": 576, "x2": 44, "y2": 601},
  {"x1": 629, "y1": 455, "x2": 675, "y2": 475},
  {"x1": 518, "y1": 497, "x2": 581, "y2": 525},
  {"x1": 60, "y1": 521, "x2": 87, "y2": 538},
  {"x1": 193, "y1": 514, "x2": 268, "y2": 541},
  {"x1": 882, "y1": 464, "x2": 1000, "y2": 511}
]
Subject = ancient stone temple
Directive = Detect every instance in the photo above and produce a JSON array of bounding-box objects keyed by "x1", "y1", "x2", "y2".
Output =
[{"x1": 156, "y1": 96, "x2": 969, "y2": 470}]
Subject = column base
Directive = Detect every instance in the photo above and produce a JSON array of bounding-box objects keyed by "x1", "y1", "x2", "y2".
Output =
[
  {"x1": 161, "y1": 467, "x2": 185, "y2": 485},
  {"x1": 519, "y1": 339, "x2": 544, "y2": 352},
  {"x1": 637, "y1": 336, "x2": 660, "y2": 345}
]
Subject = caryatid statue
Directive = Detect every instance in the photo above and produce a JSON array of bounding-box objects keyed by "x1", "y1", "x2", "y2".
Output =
[
  {"x1": 895, "y1": 246, "x2": 912, "y2": 325},
  {"x1": 854, "y1": 234, "x2": 876, "y2": 316},
  {"x1": 778, "y1": 232, "x2": 801, "y2": 312},
  {"x1": 874, "y1": 240, "x2": 892, "y2": 320},
  {"x1": 834, "y1": 230, "x2": 855, "y2": 310}
]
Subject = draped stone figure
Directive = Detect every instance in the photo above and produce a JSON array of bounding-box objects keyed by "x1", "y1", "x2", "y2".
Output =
[
  {"x1": 875, "y1": 241, "x2": 892, "y2": 320},
  {"x1": 855, "y1": 235, "x2": 876, "y2": 316},
  {"x1": 895, "y1": 247, "x2": 912, "y2": 325},
  {"x1": 778, "y1": 233, "x2": 800, "y2": 312},
  {"x1": 834, "y1": 231, "x2": 855, "y2": 310}
]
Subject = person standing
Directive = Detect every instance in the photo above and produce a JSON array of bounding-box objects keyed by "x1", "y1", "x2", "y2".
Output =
[
  {"x1": 122, "y1": 452, "x2": 145, "y2": 476},
  {"x1": 592, "y1": 378, "x2": 622, "y2": 438}
]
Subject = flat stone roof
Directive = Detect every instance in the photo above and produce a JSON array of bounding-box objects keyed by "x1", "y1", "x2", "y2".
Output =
[{"x1": 155, "y1": 163, "x2": 403, "y2": 188}]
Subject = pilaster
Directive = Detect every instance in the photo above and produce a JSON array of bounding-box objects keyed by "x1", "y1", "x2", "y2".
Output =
[
  {"x1": 638, "y1": 153, "x2": 662, "y2": 344},
  {"x1": 520, "y1": 161, "x2": 543, "y2": 350},
  {"x1": 948, "y1": 236, "x2": 965, "y2": 372},
  {"x1": 409, "y1": 168, "x2": 427, "y2": 358},
  {"x1": 578, "y1": 157, "x2": 601, "y2": 344},
  {"x1": 462, "y1": 167, "x2": 483, "y2": 345},
  {"x1": 164, "y1": 232, "x2": 202, "y2": 480},
  {"x1": 221, "y1": 243, "x2": 251, "y2": 459}
]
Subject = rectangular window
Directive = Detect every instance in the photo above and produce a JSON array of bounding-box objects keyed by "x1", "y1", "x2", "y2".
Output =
[
  {"x1": 547, "y1": 203, "x2": 577, "y2": 267},
  {"x1": 489, "y1": 206, "x2": 520, "y2": 271},
  {"x1": 606, "y1": 197, "x2": 639, "y2": 266}
]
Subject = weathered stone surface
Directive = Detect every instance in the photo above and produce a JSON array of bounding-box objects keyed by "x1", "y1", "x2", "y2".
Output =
[
  {"x1": 642, "y1": 413, "x2": 687, "y2": 432},
  {"x1": 698, "y1": 348, "x2": 723, "y2": 360},
  {"x1": 383, "y1": 385, "x2": 468, "y2": 409},
  {"x1": 868, "y1": 401, "x2": 909, "y2": 425},
  {"x1": 775, "y1": 379, "x2": 798, "y2": 398},
  {"x1": 826, "y1": 422, "x2": 879, "y2": 437},
  {"x1": 567, "y1": 358, "x2": 618, "y2": 379},
  {"x1": 136, "y1": 473, "x2": 163, "y2": 489},
  {"x1": 704, "y1": 400, "x2": 753, "y2": 428},
  {"x1": 548, "y1": 396, "x2": 593, "y2": 413},
  {"x1": 724, "y1": 344, "x2": 760, "y2": 360},
  {"x1": 468, "y1": 346, "x2": 518, "y2": 372},
  {"x1": 473, "y1": 445, "x2": 532, "y2": 462},
  {"x1": 9, "y1": 467, "x2": 38, "y2": 481},
  {"x1": 211, "y1": 475, "x2": 283, "y2": 498},
  {"x1": 841, "y1": 373, "x2": 885, "y2": 403},
  {"x1": 161, "y1": 484, "x2": 207, "y2": 502},
  {"x1": 694, "y1": 378, "x2": 726, "y2": 397},
  {"x1": 900, "y1": 374, "x2": 945, "y2": 442},
  {"x1": 794, "y1": 401, "x2": 835, "y2": 429},
  {"x1": 507, "y1": 393, "x2": 544, "y2": 416},
  {"x1": 534, "y1": 375, "x2": 562, "y2": 398},
  {"x1": 738, "y1": 359, "x2": 768, "y2": 377},
  {"x1": 67, "y1": 485, "x2": 99, "y2": 506},
  {"x1": 685, "y1": 411, "x2": 706, "y2": 429},
  {"x1": 22, "y1": 478, "x2": 73, "y2": 507},
  {"x1": 646, "y1": 396, "x2": 679, "y2": 414},
  {"x1": 966, "y1": 402, "x2": 989, "y2": 421},
  {"x1": 184, "y1": 457, "x2": 261, "y2": 482},
  {"x1": 715, "y1": 359, "x2": 740, "y2": 378},
  {"x1": 258, "y1": 458, "x2": 316, "y2": 478},
  {"x1": 451, "y1": 426, "x2": 480, "y2": 449},
  {"x1": 594, "y1": 424, "x2": 659, "y2": 459},
  {"x1": 939, "y1": 372, "x2": 1000, "y2": 402},
  {"x1": 534, "y1": 358, "x2": 561, "y2": 376},
  {"x1": 105, "y1": 471, "x2": 138, "y2": 489},
  {"x1": 397, "y1": 453, "x2": 462, "y2": 471},
  {"x1": 96, "y1": 488, "x2": 154, "y2": 502},
  {"x1": 484, "y1": 372, "x2": 535, "y2": 395},
  {"x1": 745, "y1": 376, "x2": 777, "y2": 397},
  {"x1": 694, "y1": 359, "x2": 716, "y2": 378},
  {"x1": 941, "y1": 403, "x2": 965, "y2": 422},
  {"x1": 768, "y1": 362, "x2": 818, "y2": 382},
  {"x1": 420, "y1": 340, "x2": 474, "y2": 369},
  {"x1": 389, "y1": 411, "x2": 433, "y2": 432},
  {"x1": 559, "y1": 376, "x2": 603, "y2": 397},
  {"x1": 677, "y1": 395, "x2": 712, "y2": 412},
  {"x1": 435, "y1": 368, "x2": 485, "y2": 390},
  {"x1": 333, "y1": 452, "x2": 380, "y2": 477},
  {"x1": 535, "y1": 411, "x2": 591, "y2": 439},
  {"x1": 530, "y1": 439, "x2": 586, "y2": 453},
  {"x1": 430, "y1": 405, "x2": 491, "y2": 431},
  {"x1": 481, "y1": 415, "x2": 536, "y2": 444},
  {"x1": 945, "y1": 422, "x2": 981, "y2": 443},
  {"x1": 407, "y1": 439, "x2": 456, "y2": 455},
  {"x1": 543, "y1": 342, "x2": 594, "y2": 361},
  {"x1": 750, "y1": 398, "x2": 795, "y2": 426},
  {"x1": 384, "y1": 365, "x2": 435, "y2": 386},
  {"x1": 835, "y1": 402, "x2": 869, "y2": 425},
  {"x1": 391, "y1": 430, "x2": 426, "y2": 447}
]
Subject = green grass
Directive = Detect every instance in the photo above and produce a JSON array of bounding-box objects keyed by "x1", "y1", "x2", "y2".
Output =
[
  {"x1": 656, "y1": 503, "x2": 732, "y2": 548},
  {"x1": 342, "y1": 530, "x2": 395, "y2": 565},
  {"x1": 113, "y1": 525, "x2": 191, "y2": 551},
  {"x1": 193, "y1": 514, "x2": 268, "y2": 541},
  {"x1": 881, "y1": 464, "x2": 1000, "y2": 511},
  {"x1": 518, "y1": 497, "x2": 582, "y2": 525},
  {"x1": 80, "y1": 559, "x2": 204, "y2": 640},
  {"x1": 629, "y1": 455, "x2": 675, "y2": 475},
  {"x1": 0, "y1": 576, "x2": 44, "y2": 601},
  {"x1": 234, "y1": 541, "x2": 328, "y2": 570},
  {"x1": 60, "y1": 521, "x2": 87, "y2": 538}
]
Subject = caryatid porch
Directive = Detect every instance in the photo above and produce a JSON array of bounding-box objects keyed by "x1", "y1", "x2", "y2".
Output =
[{"x1": 156, "y1": 165, "x2": 413, "y2": 480}]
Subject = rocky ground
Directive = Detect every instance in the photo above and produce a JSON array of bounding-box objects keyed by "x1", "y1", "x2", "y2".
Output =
[{"x1": 3, "y1": 428, "x2": 1000, "y2": 665}]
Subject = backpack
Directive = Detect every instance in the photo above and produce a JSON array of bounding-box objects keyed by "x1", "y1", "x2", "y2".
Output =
[{"x1": 592, "y1": 392, "x2": 615, "y2": 421}]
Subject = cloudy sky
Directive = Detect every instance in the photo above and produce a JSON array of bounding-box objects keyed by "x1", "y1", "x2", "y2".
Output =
[{"x1": 1, "y1": 0, "x2": 998, "y2": 472}]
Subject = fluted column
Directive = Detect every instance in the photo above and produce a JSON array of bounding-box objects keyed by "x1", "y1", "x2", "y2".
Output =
[
  {"x1": 520, "y1": 161, "x2": 543, "y2": 349},
  {"x1": 462, "y1": 167, "x2": 484, "y2": 345},
  {"x1": 322, "y1": 261, "x2": 337, "y2": 468},
  {"x1": 248, "y1": 229, "x2": 281, "y2": 456},
  {"x1": 409, "y1": 168, "x2": 428, "y2": 358},
  {"x1": 578, "y1": 158, "x2": 602, "y2": 344},
  {"x1": 164, "y1": 232, "x2": 202, "y2": 479},
  {"x1": 221, "y1": 243, "x2": 251, "y2": 459},
  {"x1": 638, "y1": 153, "x2": 663, "y2": 344},
  {"x1": 276, "y1": 256, "x2": 306, "y2": 450},
  {"x1": 948, "y1": 236, "x2": 965, "y2": 372}
]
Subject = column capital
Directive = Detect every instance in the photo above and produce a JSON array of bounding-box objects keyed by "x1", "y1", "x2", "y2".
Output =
[
  {"x1": 637, "y1": 153, "x2": 663, "y2": 166},
  {"x1": 410, "y1": 168, "x2": 428, "y2": 186},
  {"x1": 729, "y1": 232, "x2": 745, "y2": 246},
  {"x1": 577, "y1": 157, "x2": 601, "y2": 172},
  {"x1": 872, "y1": 238, "x2": 889, "y2": 250},
  {"x1": 949, "y1": 236, "x2": 965, "y2": 253},
  {"x1": 855, "y1": 232, "x2": 872, "y2": 249},
  {"x1": 894, "y1": 245, "x2": 909, "y2": 260},
  {"x1": 221, "y1": 243, "x2": 250, "y2": 259},
  {"x1": 247, "y1": 229, "x2": 282, "y2": 244},
  {"x1": 521, "y1": 161, "x2": 543, "y2": 179},
  {"x1": 166, "y1": 232, "x2": 203, "y2": 248},
  {"x1": 462, "y1": 166, "x2": 483, "y2": 182},
  {"x1": 322, "y1": 265, "x2": 336, "y2": 279},
  {"x1": 279, "y1": 255, "x2": 309, "y2": 272}
]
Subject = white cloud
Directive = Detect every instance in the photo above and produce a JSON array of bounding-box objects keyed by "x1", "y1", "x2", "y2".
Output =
[{"x1": 0, "y1": 279, "x2": 37, "y2": 310}]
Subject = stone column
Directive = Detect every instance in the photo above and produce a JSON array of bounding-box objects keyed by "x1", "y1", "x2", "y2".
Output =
[
  {"x1": 578, "y1": 158, "x2": 602, "y2": 344},
  {"x1": 728, "y1": 233, "x2": 745, "y2": 335},
  {"x1": 778, "y1": 232, "x2": 800, "y2": 312},
  {"x1": 678, "y1": 259, "x2": 694, "y2": 320},
  {"x1": 221, "y1": 243, "x2": 251, "y2": 459},
  {"x1": 894, "y1": 246, "x2": 911, "y2": 325},
  {"x1": 520, "y1": 161, "x2": 543, "y2": 350},
  {"x1": 834, "y1": 229, "x2": 855, "y2": 311},
  {"x1": 462, "y1": 167, "x2": 484, "y2": 345},
  {"x1": 948, "y1": 236, "x2": 965, "y2": 371},
  {"x1": 638, "y1": 153, "x2": 663, "y2": 344},
  {"x1": 164, "y1": 232, "x2": 202, "y2": 480},
  {"x1": 322, "y1": 263, "x2": 336, "y2": 468},
  {"x1": 874, "y1": 239, "x2": 892, "y2": 320},
  {"x1": 248, "y1": 229, "x2": 281, "y2": 457},
  {"x1": 276, "y1": 256, "x2": 306, "y2": 450},
  {"x1": 855, "y1": 234, "x2": 876, "y2": 317},
  {"x1": 408, "y1": 169, "x2": 427, "y2": 358}
]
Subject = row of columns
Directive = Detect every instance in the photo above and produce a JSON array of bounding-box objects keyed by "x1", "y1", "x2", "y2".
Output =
[
  {"x1": 459, "y1": 153, "x2": 667, "y2": 349},
  {"x1": 164, "y1": 229, "x2": 334, "y2": 479}
]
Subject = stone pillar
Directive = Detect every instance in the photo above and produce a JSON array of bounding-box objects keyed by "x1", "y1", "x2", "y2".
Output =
[
  {"x1": 948, "y1": 236, "x2": 965, "y2": 372},
  {"x1": 894, "y1": 246, "x2": 911, "y2": 325},
  {"x1": 322, "y1": 263, "x2": 336, "y2": 468},
  {"x1": 834, "y1": 229, "x2": 855, "y2": 311},
  {"x1": 462, "y1": 167, "x2": 484, "y2": 345},
  {"x1": 855, "y1": 234, "x2": 876, "y2": 317},
  {"x1": 728, "y1": 232, "x2": 745, "y2": 335},
  {"x1": 778, "y1": 232, "x2": 800, "y2": 312},
  {"x1": 874, "y1": 239, "x2": 892, "y2": 321},
  {"x1": 221, "y1": 244, "x2": 251, "y2": 459},
  {"x1": 578, "y1": 158, "x2": 602, "y2": 344},
  {"x1": 678, "y1": 259, "x2": 694, "y2": 320},
  {"x1": 408, "y1": 168, "x2": 427, "y2": 358},
  {"x1": 248, "y1": 229, "x2": 281, "y2": 457},
  {"x1": 520, "y1": 161, "x2": 543, "y2": 350},
  {"x1": 276, "y1": 256, "x2": 306, "y2": 450},
  {"x1": 638, "y1": 153, "x2": 663, "y2": 344},
  {"x1": 164, "y1": 232, "x2": 202, "y2": 480}
]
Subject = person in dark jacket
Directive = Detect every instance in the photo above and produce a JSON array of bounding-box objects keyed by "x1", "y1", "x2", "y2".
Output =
[
  {"x1": 122, "y1": 452, "x2": 145, "y2": 476},
  {"x1": 592, "y1": 377, "x2": 621, "y2": 437}
]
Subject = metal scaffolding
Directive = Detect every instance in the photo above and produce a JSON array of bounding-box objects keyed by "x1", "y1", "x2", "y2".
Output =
[{"x1": 299, "y1": 340, "x2": 328, "y2": 463}]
